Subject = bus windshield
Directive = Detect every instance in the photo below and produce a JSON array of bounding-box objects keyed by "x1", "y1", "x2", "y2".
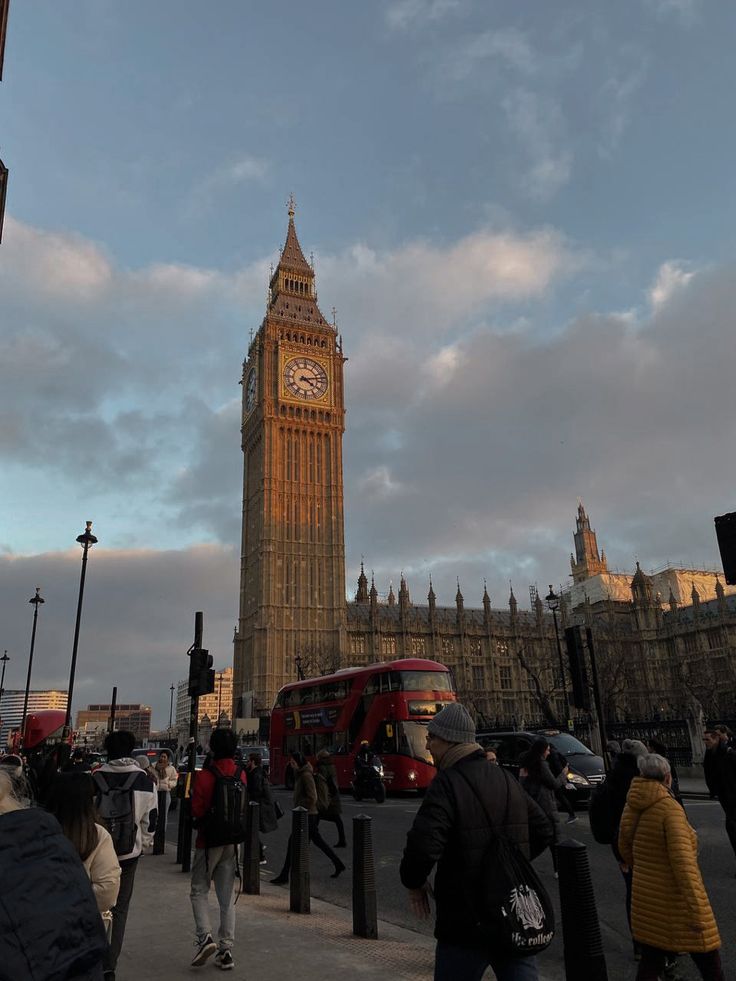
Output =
[
  {"x1": 398, "y1": 721, "x2": 434, "y2": 765},
  {"x1": 399, "y1": 671, "x2": 453, "y2": 692}
]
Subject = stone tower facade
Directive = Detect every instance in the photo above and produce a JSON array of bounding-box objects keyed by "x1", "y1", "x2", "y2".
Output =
[
  {"x1": 570, "y1": 501, "x2": 607, "y2": 583},
  {"x1": 233, "y1": 202, "x2": 346, "y2": 716}
]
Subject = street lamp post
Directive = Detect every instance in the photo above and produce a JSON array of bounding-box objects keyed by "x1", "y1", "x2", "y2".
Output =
[
  {"x1": 21, "y1": 587, "x2": 44, "y2": 748},
  {"x1": 0, "y1": 649, "x2": 9, "y2": 702},
  {"x1": 546, "y1": 586, "x2": 571, "y2": 728},
  {"x1": 64, "y1": 521, "x2": 98, "y2": 736},
  {"x1": 295, "y1": 653, "x2": 305, "y2": 681},
  {"x1": 217, "y1": 671, "x2": 224, "y2": 722},
  {"x1": 168, "y1": 683, "x2": 175, "y2": 734}
]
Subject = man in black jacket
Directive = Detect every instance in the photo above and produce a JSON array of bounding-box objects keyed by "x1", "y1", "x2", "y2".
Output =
[
  {"x1": 704, "y1": 726, "x2": 736, "y2": 866},
  {"x1": 400, "y1": 703, "x2": 552, "y2": 981}
]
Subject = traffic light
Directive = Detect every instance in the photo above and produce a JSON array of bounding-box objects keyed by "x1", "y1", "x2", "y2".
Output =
[
  {"x1": 564, "y1": 625, "x2": 591, "y2": 711},
  {"x1": 188, "y1": 648, "x2": 215, "y2": 697}
]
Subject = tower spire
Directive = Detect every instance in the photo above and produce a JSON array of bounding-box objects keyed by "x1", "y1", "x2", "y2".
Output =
[{"x1": 267, "y1": 199, "x2": 329, "y2": 326}]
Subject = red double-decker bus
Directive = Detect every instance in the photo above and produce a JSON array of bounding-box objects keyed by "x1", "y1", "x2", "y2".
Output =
[{"x1": 269, "y1": 658, "x2": 456, "y2": 792}]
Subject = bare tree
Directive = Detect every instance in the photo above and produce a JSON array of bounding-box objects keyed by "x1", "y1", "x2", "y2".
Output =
[{"x1": 513, "y1": 642, "x2": 560, "y2": 727}]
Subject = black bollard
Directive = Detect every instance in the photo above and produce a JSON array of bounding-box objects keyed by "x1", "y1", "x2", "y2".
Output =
[
  {"x1": 243, "y1": 800, "x2": 261, "y2": 895},
  {"x1": 352, "y1": 814, "x2": 378, "y2": 939},
  {"x1": 289, "y1": 806, "x2": 310, "y2": 914},
  {"x1": 176, "y1": 792, "x2": 185, "y2": 864},
  {"x1": 181, "y1": 797, "x2": 193, "y2": 873},
  {"x1": 557, "y1": 839, "x2": 608, "y2": 981}
]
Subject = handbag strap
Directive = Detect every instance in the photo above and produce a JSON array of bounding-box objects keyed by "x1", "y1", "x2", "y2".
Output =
[{"x1": 455, "y1": 763, "x2": 511, "y2": 836}]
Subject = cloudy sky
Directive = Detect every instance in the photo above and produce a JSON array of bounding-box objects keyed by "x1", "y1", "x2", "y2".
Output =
[{"x1": 1, "y1": 0, "x2": 735, "y2": 728}]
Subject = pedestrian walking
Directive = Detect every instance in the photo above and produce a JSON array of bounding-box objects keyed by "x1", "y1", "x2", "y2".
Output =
[
  {"x1": 190, "y1": 726, "x2": 247, "y2": 972},
  {"x1": 703, "y1": 726, "x2": 736, "y2": 868},
  {"x1": 245, "y1": 750, "x2": 278, "y2": 863},
  {"x1": 314, "y1": 748, "x2": 347, "y2": 848},
  {"x1": 0, "y1": 767, "x2": 107, "y2": 981},
  {"x1": 152, "y1": 750, "x2": 178, "y2": 854},
  {"x1": 64, "y1": 748, "x2": 92, "y2": 773},
  {"x1": 548, "y1": 745, "x2": 576, "y2": 823},
  {"x1": 588, "y1": 737, "x2": 647, "y2": 957},
  {"x1": 618, "y1": 753, "x2": 725, "y2": 981},
  {"x1": 46, "y1": 771, "x2": 121, "y2": 936},
  {"x1": 400, "y1": 702, "x2": 553, "y2": 981},
  {"x1": 271, "y1": 751, "x2": 346, "y2": 884},
  {"x1": 519, "y1": 737, "x2": 569, "y2": 876},
  {"x1": 93, "y1": 730, "x2": 158, "y2": 981}
]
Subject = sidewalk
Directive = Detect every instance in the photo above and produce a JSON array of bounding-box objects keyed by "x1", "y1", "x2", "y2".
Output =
[{"x1": 118, "y1": 854, "x2": 555, "y2": 980}]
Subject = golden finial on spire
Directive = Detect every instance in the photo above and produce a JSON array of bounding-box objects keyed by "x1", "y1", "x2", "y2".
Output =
[{"x1": 287, "y1": 192, "x2": 296, "y2": 218}]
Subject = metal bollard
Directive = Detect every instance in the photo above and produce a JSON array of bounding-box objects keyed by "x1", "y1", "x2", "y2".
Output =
[
  {"x1": 176, "y1": 795, "x2": 185, "y2": 864},
  {"x1": 181, "y1": 799, "x2": 193, "y2": 873},
  {"x1": 352, "y1": 814, "x2": 378, "y2": 939},
  {"x1": 289, "y1": 806, "x2": 310, "y2": 914},
  {"x1": 557, "y1": 839, "x2": 608, "y2": 981},
  {"x1": 242, "y1": 801, "x2": 261, "y2": 895}
]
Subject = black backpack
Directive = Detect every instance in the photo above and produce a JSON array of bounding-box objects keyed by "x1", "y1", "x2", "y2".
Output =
[
  {"x1": 201, "y1": 761, "x2": 249, "y2": 847},
  {"x1": 93, "y1": 770, "x2": 139, "y2": 856},
  {"x1": 456, "y1": 767, "x2": 555, "y2": 957}
]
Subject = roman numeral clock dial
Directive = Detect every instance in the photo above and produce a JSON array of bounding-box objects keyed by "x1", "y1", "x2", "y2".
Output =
[{"x1": 282, "y1": 355, "x2": 329, "y2": 402}]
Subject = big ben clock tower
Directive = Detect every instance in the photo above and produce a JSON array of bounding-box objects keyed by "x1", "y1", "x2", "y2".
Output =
[{"x1": 234, "y1": 200, "x2": 347, "y2": 717}]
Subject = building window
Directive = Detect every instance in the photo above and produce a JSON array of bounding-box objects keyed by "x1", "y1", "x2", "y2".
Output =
[
  {"x1": 381, "y1": 636, "x2": 397, "y2": 656},
  {"x1": 496, "y1": 640, "x2": 509, "y2": 657},
  {"x1": 442, "y1": 638, "x2": 455, "y2": 659},
  {"x1": 469, "y1": 639, "x2": 482, "y2": 657},
  {"x1": 411, "y1": 637, "x2": 426, "y2": 657},
  {"x1": 707, "y1": 629, "x2": 722, "y2": 651},
  {"x1": 350, "y1": 636, "x2": 366, "y2": 657},
  {"x1": 684, "y1": 634, "x2": 698, "y2": 654},
  {"x1": 499, "y1": 665, "x2": 513, "y2": 690},
  {"x1": 472, "y1": 665, "x2": 485, "y2": 690}
]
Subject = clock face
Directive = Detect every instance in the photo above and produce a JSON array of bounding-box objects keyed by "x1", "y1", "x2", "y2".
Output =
[
  {"x1": 283, "y1": 356, "x2": 329, "y2": 401},
  {"x1": 245, "y1": 368, "x2": 257, "y2": 412}
]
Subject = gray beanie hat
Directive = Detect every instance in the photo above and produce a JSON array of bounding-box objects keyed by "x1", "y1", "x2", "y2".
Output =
[
  {"x1": 427, "y1": 703, "x2": 476, "y2": 744},
  {"x1": 621, "y1": 738, "x2": 647, "y2": 758}
]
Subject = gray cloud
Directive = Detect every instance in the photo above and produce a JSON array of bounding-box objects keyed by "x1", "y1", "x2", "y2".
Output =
[
  {"x1": 2, "y1": 216, "x2": 734, "y2": 721},
  {"x1": 0, "y1": 545, "x2": 239, "y2": 730}
]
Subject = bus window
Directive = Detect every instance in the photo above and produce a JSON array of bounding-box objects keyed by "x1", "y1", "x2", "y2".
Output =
[
  {"x1": 332, "y1": 732, "x2": 348, "y2": 754},
  {"x1": 285, "y1": 733, "x2": 301, "y2": 756},
  {"x1": 375, "y1": 721, "x2": 398, "y2": 755},
  {"x1": 397, "y1": 721, "x2": 434, "y2": 765},
  {"x1": 399, "y1": 671, "x2": 452, "y2": 692},
  {"x1": 364, "y1": 673, "x2": 380, "y2": 695}
]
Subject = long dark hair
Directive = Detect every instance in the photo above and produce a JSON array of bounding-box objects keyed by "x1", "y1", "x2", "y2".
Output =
[
  {"x1": 520, "y1": 737, "x2": 549, "y2": 774},
  {"x1": 290, "y1": 751, "x2": 306, "y2": 768},
  {"x1": 45, "y1": 772, "x2": 98, "y2": 861}
]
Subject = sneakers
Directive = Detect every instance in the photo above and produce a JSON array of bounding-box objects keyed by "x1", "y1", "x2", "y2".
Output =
[
  {"x1": 260, "y1": 857, "x2": 268, "y2": 865},
  {"x1": 566, "y1": 815, "x2": 578, "y2": 824},
  {"x1": 215, "y1": 950, "x2": 235, "y2": 971},
  {"x1": 191, "y1": 934, "x2": 217, "y2": 967}
]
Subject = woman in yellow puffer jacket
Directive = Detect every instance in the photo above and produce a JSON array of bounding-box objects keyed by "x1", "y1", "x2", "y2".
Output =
[{"x1": 618, "y1": 753, "x2": 724, "y2": 981}]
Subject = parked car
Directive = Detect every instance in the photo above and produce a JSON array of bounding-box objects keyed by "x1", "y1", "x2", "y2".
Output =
[{"x1": 477, "y1": 729, "x2": 605, "y2": 804}]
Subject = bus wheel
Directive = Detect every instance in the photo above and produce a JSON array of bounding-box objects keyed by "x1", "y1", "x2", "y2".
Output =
[{"x1": 374, "y1": 785, "x2": 386, "y2": 804}]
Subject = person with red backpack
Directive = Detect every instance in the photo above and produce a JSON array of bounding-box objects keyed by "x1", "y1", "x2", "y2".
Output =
[{"x1": 190, "y1": 728, "x2": 248, "y2": 972}]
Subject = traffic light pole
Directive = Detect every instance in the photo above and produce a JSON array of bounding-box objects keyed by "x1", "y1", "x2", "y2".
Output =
[
  {"x1": 180, "y1": 611, "x2": 203, "y2": 873},
  {"x1": 585, "y1": 627, "x2": 609, "y2": 772}
]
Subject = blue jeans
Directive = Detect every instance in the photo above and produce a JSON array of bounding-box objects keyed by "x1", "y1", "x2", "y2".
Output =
[{"x1": 434, "y1": 942, "x2": 538, "y2": 981}]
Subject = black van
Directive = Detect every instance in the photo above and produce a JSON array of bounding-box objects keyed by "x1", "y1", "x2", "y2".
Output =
[{"x1": 478, "y1": 729, "x2": 605, "y2": 804}]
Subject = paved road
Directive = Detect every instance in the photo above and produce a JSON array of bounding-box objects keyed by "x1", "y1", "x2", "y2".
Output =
[{"x1": 169, "y1": 790, "x2": 735, "y2": 980}]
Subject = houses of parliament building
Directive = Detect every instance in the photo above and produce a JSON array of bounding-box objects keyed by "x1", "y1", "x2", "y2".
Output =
[{"x1": 233, "y1": 206, "x2": 736, "y2": 727}]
